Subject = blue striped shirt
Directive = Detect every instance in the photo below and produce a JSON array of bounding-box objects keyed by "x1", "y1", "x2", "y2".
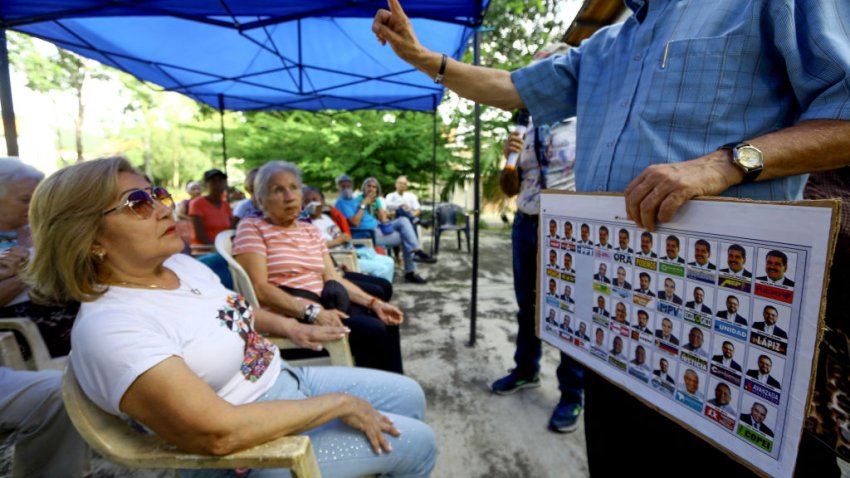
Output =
[{"x1": 511, "y1": 0, "x2": 850, "y2": 199}]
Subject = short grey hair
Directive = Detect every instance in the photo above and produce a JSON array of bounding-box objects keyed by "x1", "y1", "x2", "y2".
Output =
[
  {"x1": 0, "y1": 157, "x2": 44, "y2": 199},
  {"x1": 254, "y1": 160, "x2": 302, "y2": 211}
]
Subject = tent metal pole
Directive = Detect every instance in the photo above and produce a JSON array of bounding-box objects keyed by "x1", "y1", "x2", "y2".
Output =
[
  {"x1": 0, "y1": 29, "x2": 19, "y2": 157},
  {"x1": 468, "y1": 28, "x2": 480, "y2": 347},
  {"x1": 218, "y1": 94, "x2": 227, "y2": 171},
  {"x1": 431, "y1": 96, "x2": 438, "y2": 255}
]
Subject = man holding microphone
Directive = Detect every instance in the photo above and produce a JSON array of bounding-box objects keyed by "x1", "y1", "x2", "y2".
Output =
[{"x1": 488, "y1": 43, "x2": 586, "y2": 434}]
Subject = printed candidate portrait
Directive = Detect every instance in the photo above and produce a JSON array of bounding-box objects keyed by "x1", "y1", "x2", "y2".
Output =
[
  {"x1": 756, "y1": 248, "x2": 798, "y2": 288},
  {"x1": 594, "y1": 260, "x2": 612, "y2": 284},
  {"x1": 562, "y1": 220, "x2": 574, "y2": 242},
  {"x1": 635, "y1": 271, "x2": 656, "y2": 297},
  {"x1": 632, "y1": 308, "x2": 654, "y2": 335},
  {"x1": 593, "y1": 294, "x2": 611, "y2": 318},
  {"x1": 662, "y1": 234, "x2": 686, "y2": 264},
  {"x1": 719, "y1": 242, "x2": 755, "y2": 279},
  {"x1": 739, "y1": 396, "x2": 778, "y2": 438},
  {"x1": 707, "y1": 377, "x2": 739, "y2": 416},
  {"x1": 630, "y1": 343, "x2": 652, "y2": 371},
  {"x1": 596, "y1": 224, "x2": 613, "y2": 249},
  {"x1": 654, "y1": 316, "x2": 681, "y2": 347},
  {"x1": 545, "y1": 306, "x2": 558, "y2": 326},
  {"x1": 548, "y1": 248, "x2": 559, "y2": 268},
  {"x1": 547, "y1": 218, "x2": 559, "y2": 239},
  {"x1": 611, "y1": 301, "x2": 631, "y2": 328},
  {"x1": 612, "y1": 265, "x2": 633, "y2": 291},
  {"x1": 653, "y1": 355, "x2": 677, "y2": 386},
  {"x1": 575, "y1": 320, "x2": 591, "y2": 346},
  {"x1": 710, "y1": 338, "x2": 745, "y2": 373},
  {"x1": 615, "y1": 227, "x2": 633, "y2": 253},
  {"x1": 687, "y1": 237, "x2": 718, "y2": 271},
  {"x1": 751, "y1": 298, "x2": 792, "y2": 340},
  {"x1": 685, "y1": 282, "x2": 715, "y2": 315},
  {"x1": 547, "y1": 277, "x2": 559, "y2": 297},
  {"x1": 679, "y1": 367, "x2": 707, "y2": 401},
  {"x1": 593, "y1": 324, "x2": 607, "y2": 349},
  {"x1": 578, "y1": 222, "x2": 594, "y2": 245},
  {"x1": 745, "y1": 351, "x2": 786, "y2": 391},
  {"x1": 560, "y1": 312, "x2": 574, "y2": 334},
  {"x1": 657, "y1": 276, "x2": 684, "y2": 305},
  {"x1": 608, "y1": 333, "x2": 629, "y2": 361},
  {"x1": 636, "y1": 231, "x2": 658, "y2": 258},
  {"x1": 715, "y1": 293, "x2": 750, "y2": 326}
]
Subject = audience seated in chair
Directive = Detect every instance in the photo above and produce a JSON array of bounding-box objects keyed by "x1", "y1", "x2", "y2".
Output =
[
  {"x1": 234, "y1": 162, "x2": 406, "y2": 373},
  {"x1": 334, "y1": 175, "x2": 435, "y2": 284},
  {"x1": 302, "y1": 185, "x2": 395, "y2": 288},
  {"x1": 0, "y1": 157, "x2": 79, "y2": 359},
  {"x1": 26, "y1": 156, "x2": 436, "y2": 478}
]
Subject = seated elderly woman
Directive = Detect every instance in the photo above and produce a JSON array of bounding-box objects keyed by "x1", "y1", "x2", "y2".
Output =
[
  {"x1": 27, "y1": 157, "x2": 436, "y2": 478},
  {"x1": 335, "y1": 176, "x2": 435, "y2": 285},
  {"x1": 302, "y1": 185, "x2": 395, "y2": 284},
  {"x1": 234, "y1": 162, "x2": 405, "y2": 374},
  {"x1": 0, "y1": 157, "x2": 79, "y2": 358}
]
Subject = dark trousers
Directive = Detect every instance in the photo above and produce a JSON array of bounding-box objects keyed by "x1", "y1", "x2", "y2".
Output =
[
  {"x1": 512, "y1": 213, "x2": 584, "y2": 403},
  {"x1": 344, "y1": 271, "x2": 393, "y2": 302},
  {"x1": 344, "y1": 302, "x2": 403, "y2": 374}
]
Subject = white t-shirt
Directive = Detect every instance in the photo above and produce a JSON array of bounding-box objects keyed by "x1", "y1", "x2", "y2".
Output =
[
  {"x1": 71, "y1": 253, "x2": 281, "y2": 416},
  {"x1": 384, "y1": 191, "x2": 421, "y2": 212},
  {"x1": 311, "y1": 214, "x2": 342, "y2": 242}
]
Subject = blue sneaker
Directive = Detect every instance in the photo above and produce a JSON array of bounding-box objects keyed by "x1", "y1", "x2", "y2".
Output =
[
  {"x1": 491, "y1": 371, "x2": 541, "y2": 395},
  {"x1": 548, "y1": 401, "x2": 582, "y2": 433}
]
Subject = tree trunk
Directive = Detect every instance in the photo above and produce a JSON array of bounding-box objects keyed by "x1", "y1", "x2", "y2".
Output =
[{"x1": 75, "y1": 80, "x2": 84, "y2": 163}]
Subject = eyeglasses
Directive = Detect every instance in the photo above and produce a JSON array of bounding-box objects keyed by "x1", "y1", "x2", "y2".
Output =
[{"x1": 103, "y1": 187, "x2": 174, "y2": 219}]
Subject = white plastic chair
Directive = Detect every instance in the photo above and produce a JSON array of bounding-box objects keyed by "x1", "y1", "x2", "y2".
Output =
[{"x1": 214, "y1": 230, "x2": 354, "y2": 367}]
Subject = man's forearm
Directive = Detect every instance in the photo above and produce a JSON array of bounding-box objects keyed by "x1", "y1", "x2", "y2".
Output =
[
  {"x1": 749, "y1": 119, "x2": 850, "y2": 180},
  {"x1": 408, "y1": 49, "x2": 524, "y2": 111}
]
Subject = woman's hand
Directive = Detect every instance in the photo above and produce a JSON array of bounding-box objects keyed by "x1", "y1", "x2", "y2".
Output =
[
  {"x1": 372, "y1": 301, "x2": 404, "y2": 325},
  {"x1": 0, "y1": 246, "x2": 28, "y2": 281},
  {"x1": 315, "y1": 308, "x2": 349, "y2": 327},
  {"x1": 340, "y1": 395, "x2": 400, "y2": 454},
  {"x1": 285, "y1": 322, "x2": 350, "y2": 351}
]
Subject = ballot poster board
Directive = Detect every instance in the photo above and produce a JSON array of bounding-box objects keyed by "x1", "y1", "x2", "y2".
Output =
[{"x1": 538, "y1": 193, "x2": 838, "y2": 477}]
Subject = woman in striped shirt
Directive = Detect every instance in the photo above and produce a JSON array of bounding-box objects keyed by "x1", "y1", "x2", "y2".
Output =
[{"x1": 234, "y1": 161, "x2": 405, "y2": 373}]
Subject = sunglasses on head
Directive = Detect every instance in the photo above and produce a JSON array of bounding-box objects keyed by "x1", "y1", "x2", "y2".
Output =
[{"x1": 102, "y1": 187, "x2": 175, "y2": 219}]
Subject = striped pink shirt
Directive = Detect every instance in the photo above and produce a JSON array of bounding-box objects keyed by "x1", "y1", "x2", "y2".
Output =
[{"x1": 233, "y1": 218, "x2": 328, "y2": 297}]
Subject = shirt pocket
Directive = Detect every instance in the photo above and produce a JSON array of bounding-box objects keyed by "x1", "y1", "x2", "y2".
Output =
[{"x1": 640, "y1": 35, "x2": 747, "y2": 136}]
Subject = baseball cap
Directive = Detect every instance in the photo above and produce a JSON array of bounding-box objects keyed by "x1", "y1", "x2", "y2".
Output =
[
  {"x1": 335, "y1": 174, "x2": 353, "y2": 185},
  {"x1": 203, "y1": 169, "x2": 227, "y2": 182}
]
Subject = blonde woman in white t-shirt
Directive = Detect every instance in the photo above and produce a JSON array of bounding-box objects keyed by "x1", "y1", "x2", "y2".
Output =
[{"x1": 27, "y1": 157, "x2": 437, "y2": 478}]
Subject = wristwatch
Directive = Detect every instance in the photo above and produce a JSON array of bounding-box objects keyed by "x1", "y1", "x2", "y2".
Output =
[
  {"x1": 719, "y1": 142, "x2": 764, "y2": 184},
  {"x1": 300, "y1": 303, "x2": 320, "y2": 324},
  {"x1": 360, "y1": 204, "x2": 367, "y2": 210}
]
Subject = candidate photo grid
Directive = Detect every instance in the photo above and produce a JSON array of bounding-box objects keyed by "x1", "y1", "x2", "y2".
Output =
[{"x1": 538, "y1": 217, "x2": 804, "y2": 457}]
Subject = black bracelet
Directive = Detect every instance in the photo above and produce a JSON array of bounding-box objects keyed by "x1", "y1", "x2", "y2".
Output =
[{"x1": 433, "y1": 53, "x2": 448, "y2": 84}]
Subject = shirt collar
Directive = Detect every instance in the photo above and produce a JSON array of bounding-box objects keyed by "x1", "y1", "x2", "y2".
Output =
[{"x1": 624, "y1": 0, "x2": 646, "y2": 14}]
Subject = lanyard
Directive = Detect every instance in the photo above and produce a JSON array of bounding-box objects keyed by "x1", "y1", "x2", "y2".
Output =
[{"x1": 533, "y1": 126, "x2": 549, "y2": 189}]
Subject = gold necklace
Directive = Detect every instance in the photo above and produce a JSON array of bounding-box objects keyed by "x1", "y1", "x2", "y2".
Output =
[{"x1": 109, "y1": 278, "x2": 201, "y2": 295}]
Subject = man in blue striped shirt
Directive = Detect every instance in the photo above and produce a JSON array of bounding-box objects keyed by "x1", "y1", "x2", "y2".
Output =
[
  {"x1": 373, "y1": 0, "x2": 850, "y2": 229},
  {"x1": 374, "y1": 0, "x2": 850, "y2": 474}
]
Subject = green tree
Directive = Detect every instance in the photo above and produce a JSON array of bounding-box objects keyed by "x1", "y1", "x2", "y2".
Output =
[
  {"x1": 439, "y1": 0, "x2": 575, "y2": 210},
  {"x1": 8, "y1": 32, "x2": 111, "y2": 163}
]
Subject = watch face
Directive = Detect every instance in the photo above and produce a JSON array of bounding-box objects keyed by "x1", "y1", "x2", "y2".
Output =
[{"x1": 737, "y1": 146, "x2": 763, "y2": 169}]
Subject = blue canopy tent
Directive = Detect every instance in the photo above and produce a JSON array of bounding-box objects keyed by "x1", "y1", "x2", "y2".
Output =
[{"x1": 0, "y1": 0, "x2": 489, "y2": 345}]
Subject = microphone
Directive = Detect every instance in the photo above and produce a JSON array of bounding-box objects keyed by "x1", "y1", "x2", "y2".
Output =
[{"x1": 505, "y1": 109, "x2": 530, "y2": 170}]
